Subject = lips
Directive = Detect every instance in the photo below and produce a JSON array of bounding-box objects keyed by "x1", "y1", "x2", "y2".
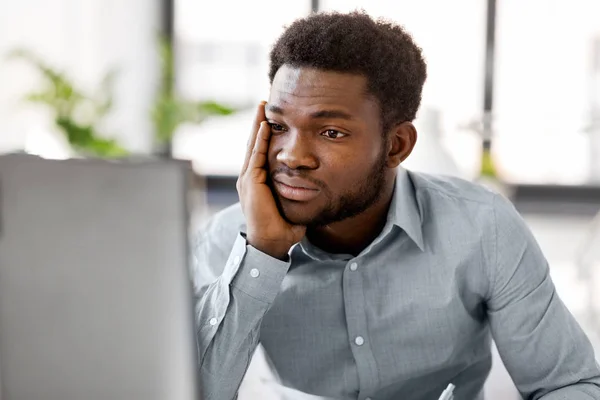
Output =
[{"x1": 272, "y1": 176, "x2": 320, "y2": 202}]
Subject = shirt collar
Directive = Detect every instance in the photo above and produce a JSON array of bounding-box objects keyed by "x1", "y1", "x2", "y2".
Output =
[
  {"x1": 296, "y1": 167, "x2": 425, "y2": 261},
  {"x1": 388, "y1": 167, "x2": 425, "y2": 251}
]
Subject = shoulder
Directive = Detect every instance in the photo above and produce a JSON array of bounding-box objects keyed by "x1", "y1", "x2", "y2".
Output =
[
  {"x1": 191, "y1": 203, "x2": 247, "y2": 282},
  {"x1": 408, "y1": 170, "x2": 523, "y2": 222},
  {"x1": 408, "y1": 170, "x2": 528, "y2": 251},
  {"x1": 201, "y1": 202, "x2": 246, "y2": 235},
  {"x1": 409, "y1": 170, "x2": 498, "y2": 208},
  {"x1": 407, "y1": 171, "x2": 534, "y2": 296},
  {"x1": 194, "y1": 202, "x2": 246, "y2": 250}
]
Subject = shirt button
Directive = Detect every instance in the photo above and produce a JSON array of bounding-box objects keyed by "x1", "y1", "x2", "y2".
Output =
[
  {"x1": 209, "y1": 318, "x2": 218, "y2": 326},
  {"x1": 250, "y1": 268, "x2": 260, "y2": 278},
  {"x1": 233, "y1": 256, "x2": 241, "y2": 265},
  {"x1": 354, "y1": 336, "x2": 365, "y2": 346},
  {"x1": 349, "y1": 262, "x2": 358, "y2": 271}
]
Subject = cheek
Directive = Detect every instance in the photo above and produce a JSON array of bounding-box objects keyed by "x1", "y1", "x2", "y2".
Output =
[
  {"x1": 267, "y1": 139, "x2": 280, "y2": 167},
  {"x1": 323, "y1": 144, "x2": 382, "y2": 175},
  {"x1": 320, "y1": 153, "x2": 369, "y2": 187}
]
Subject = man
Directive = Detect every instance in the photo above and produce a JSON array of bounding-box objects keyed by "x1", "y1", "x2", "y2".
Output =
[{"x1": 194, "y1": 11, "x2": 600, "y2": 400}]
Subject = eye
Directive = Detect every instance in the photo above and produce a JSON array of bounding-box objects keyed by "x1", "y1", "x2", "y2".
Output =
[
  {"x1": 268, "y1": 122, "x2": 286, "y2": 133},
  {"x1": 321, "y1": 129, "x2": 347, "y2": 139}
]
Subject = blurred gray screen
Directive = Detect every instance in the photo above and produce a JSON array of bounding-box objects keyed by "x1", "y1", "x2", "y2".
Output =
[{"x1": 0, "y1": 154, "x2": 199, "y2": 400}]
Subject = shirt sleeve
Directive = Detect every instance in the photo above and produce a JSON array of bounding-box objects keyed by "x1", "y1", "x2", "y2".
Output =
[
  {"x1": 194, "y1": 232, "x2": 290, "y2": 400},
  {"x1": 486, "y1": 194, "x2": 600, "y2": 399}
]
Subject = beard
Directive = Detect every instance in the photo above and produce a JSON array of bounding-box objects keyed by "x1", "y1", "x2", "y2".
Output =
[{"x1": 270, "y1": 147, "x2": 389, "y2": 228}]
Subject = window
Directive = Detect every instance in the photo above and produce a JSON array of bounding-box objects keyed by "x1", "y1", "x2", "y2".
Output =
[
  {"x1": 493, "y1": 0, "x2": 600, "y2": 184},
  {"x1": 175, "y1": 0, "x2": 310, "y2": 107}
]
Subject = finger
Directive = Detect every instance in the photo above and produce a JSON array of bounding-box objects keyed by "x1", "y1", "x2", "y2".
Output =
[
  {"x1": 241, "y1": 101, "x2": 267, "y2": 175},
  {"x1": 248, "y1": 121, "x2": 271, "y2": 182}
]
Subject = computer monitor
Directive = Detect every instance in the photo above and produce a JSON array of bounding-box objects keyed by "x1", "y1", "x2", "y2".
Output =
[{"x1": 0, "y1": 154, "x2": 199, "y2": 400}]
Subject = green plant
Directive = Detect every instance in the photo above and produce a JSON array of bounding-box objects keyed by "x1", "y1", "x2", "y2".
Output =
[
  {"x1": 152, "y1": 36, "x2": 234, "y2": 155},
  {"x1": 7, "y1": 49, "x2": 128, "y2": 158}
]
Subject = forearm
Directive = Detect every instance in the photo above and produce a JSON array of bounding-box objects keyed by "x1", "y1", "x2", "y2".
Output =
[
  {"x1": 198, "y1": 284, "x2": 272, "y2": 400},
  {"x1": 196, "y1": 234, "x2": 290, "y2": 400}
]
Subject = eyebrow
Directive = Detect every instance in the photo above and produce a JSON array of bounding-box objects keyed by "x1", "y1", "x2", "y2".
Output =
[{"x1": 265, "y1": 104, "x2": 354, "y2": 120}]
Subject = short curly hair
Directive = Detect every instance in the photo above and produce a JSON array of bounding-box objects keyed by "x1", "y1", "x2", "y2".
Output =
[{"x1": 269, "y1": 11, "x2": 427, "y2": 133}]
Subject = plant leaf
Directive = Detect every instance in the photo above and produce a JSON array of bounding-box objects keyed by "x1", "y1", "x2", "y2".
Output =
[
  {"x1": 197, "y1": 100, "x2": 235, "y2": 116},
  {"x1": 56, "y1": 117, "x2": 128, "y2": 158},
  {"x1": 95, "y1": 69, "x2": 118, "y2": 117},
  {"x1": 8, "y1": 48, "x2": 128, "y2": 156}
]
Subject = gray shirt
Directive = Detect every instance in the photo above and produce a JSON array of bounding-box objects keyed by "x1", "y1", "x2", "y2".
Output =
[{"x1": 193, "y1": 168, "x2": 600, "y2": 400}]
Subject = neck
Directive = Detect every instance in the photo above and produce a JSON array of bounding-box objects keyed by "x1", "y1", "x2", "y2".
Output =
[{"x1": 306, "y1": 176, "x2": 396, "y2": 257}]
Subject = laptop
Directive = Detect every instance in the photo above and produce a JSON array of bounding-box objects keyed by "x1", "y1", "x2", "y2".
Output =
[{"x1": 0, "y1": 154, "x2": 200, "y2": 400}]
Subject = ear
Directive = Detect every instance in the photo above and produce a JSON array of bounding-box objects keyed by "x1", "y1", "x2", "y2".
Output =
[{"x1": 386, "y1": 122, "x2": 417, "y2": 168}]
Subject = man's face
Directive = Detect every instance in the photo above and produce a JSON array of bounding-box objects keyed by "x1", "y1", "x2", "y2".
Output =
[{"x1": 266, "y1": 65, "x2": 390, "y2": 228}]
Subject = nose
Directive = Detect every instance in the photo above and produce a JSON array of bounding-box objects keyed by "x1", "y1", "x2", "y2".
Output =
[{"x1": 275, "y1": 130, "x2": 319, "y2": 170}]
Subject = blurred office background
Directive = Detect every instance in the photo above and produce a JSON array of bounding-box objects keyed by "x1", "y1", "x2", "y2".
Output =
[{"x1": 1, "y1": 0, "x2": 600, "y2": 399}]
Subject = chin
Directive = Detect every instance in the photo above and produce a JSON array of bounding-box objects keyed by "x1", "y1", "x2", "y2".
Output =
[{"x1": 278, "y1": 200, "x2": 322, "y2": 226}]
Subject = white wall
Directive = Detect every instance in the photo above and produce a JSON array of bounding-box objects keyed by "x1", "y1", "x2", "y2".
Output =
[{"x1": 0, "y1": 0, "x2": 161, "y2": 155}]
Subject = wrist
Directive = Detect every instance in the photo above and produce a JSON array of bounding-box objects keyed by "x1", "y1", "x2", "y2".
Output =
[{"x1": 247, "y1": 236, "x2": 291, "y2": 261}]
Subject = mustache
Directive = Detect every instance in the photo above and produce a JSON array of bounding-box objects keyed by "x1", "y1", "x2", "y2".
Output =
[{"x1": 270, "y1": 167, "x2": 326, "y2": 190}]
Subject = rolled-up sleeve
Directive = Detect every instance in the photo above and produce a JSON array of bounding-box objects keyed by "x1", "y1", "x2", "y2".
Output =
[
  {"x1": 195, "y1": 232, "x2": 290, "y2": 400},
  {"x1": 486, "y1": 194, "x2": 600, "y2": 399}
]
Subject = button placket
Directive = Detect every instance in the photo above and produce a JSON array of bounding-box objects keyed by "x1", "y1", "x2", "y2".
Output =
[{"x1": 342, "y1": 257, "x2": 379, "y2": 397}]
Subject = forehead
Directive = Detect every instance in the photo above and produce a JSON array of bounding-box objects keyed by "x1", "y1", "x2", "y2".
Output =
[{"x1": 268, "y1": 65, "x2": 379, "y2": 116}]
